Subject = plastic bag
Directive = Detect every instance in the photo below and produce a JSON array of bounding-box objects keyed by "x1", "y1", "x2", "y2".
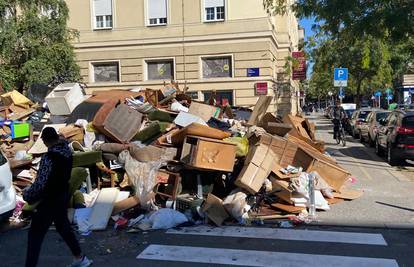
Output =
[
  {"x1": 224, "y1": 136, "x2": 249, "y2": 157},
  {"x1": 149, "y1": 208, "x2": 188, "y2": 229},
  {"x1": 118, "y1": 150, "x2": 165, "y2": 209},
  {"x1": 223, "y1": 191, "x2": 250, "y2": 223}
]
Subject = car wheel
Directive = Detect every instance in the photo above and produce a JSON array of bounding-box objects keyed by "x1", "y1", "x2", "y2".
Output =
[
  {"x1": 375, "y1": 138, "x2": 384, "y2": 156},
  {"x1": 387, "y1": 144, "x2": 400, "y2": 166},
  {"x1": 359, "y1": 131, "x2": 364, "y2": 143}
]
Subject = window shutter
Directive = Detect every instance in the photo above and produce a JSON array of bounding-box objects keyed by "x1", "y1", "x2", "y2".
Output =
[
  {"x1": 94, "y1": 0, "x2": 112, "y2": 16},
  {"x1": 204, "y1": 0, "x2": 224, "y2": 8},
  {"x1": 148, "y1": 0, "x2": 167, "y2": 19}
]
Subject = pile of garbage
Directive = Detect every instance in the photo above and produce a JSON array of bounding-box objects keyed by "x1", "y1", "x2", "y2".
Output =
[{"x1": 1, "y1": 82, "x2": 363, "y2": 232}]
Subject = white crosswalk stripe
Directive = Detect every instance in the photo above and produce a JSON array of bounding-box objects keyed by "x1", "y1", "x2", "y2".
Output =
[
  {"x1": 167, "y1": 225, "x2": 388, "y2": 245},
  {"x1": 137, "y1": 244, "x2": 399, "y2": 267},
  {"x1": 136, "y1": 226, "x2": 399, "y2": 267}
]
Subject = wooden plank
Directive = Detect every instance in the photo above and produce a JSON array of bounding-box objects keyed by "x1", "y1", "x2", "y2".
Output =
[
  {"x1": 271, "y1": 203, "x2": 305, "y2": 213},
  {"x1": 89, "y1": 188, "x2": 119, "y2": 230},
  {"x1": 247, "y1": 96, "x2": 273, "y2": 126}
]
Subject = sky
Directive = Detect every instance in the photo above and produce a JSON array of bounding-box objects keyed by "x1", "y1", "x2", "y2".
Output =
[{"x1": 300, "y1": 18, "x2": 317, "y2": 76}]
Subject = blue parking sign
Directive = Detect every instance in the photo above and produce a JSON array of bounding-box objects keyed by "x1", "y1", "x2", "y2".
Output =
[{"x1": 334, "y1": 68, "x2": 348, "y2": 87}]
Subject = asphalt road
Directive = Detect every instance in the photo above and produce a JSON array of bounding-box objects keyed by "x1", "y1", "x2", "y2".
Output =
[{"x1": 1, "y1": 113, "x2": 413, "y2": 267}]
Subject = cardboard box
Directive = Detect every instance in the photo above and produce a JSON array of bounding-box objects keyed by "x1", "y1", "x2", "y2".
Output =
[
  {"x1": 202, "y1": 193, "x2": 229, "y2": 226},
  {"x1": 180, "y1": 135, "x2": 236, "y2": 172},
  {"x1": 235, "y1": 162, "x2": 269, "y2": 194},
  {"x1": 245, "y1": 143, "x2": 269, "y2": 166},
  {"x1": 188, "y1": 102, "x2": 221, "y2": 122},
  {"x1": 307, "y1": 159, "x2": 350, "y2": 192}
]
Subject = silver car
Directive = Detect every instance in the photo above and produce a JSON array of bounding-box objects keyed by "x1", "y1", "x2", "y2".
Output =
[
  {"x1": 0, "y1": 151, "x2": 16, "y2": 222},
  {"x1": 359, "y1": 110, "x2": 391, "y2": 146}
]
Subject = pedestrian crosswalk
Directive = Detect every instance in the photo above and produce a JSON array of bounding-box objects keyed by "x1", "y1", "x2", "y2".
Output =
[
  {"x1": 136, "y1": 226, "x2": 399, "y2": 267},
  {"x1": 167, "y1": 225, "x2": 388, "y2": 245}
]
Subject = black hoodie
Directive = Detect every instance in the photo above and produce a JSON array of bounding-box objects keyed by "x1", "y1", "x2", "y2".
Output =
[{"x1": 24, "y1": 139, "x2": 73, "y2": 206}]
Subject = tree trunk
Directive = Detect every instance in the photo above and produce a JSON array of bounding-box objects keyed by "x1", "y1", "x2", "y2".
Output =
[{"x1": 356, "y1": 80, "x2": 362, "y2": 108}]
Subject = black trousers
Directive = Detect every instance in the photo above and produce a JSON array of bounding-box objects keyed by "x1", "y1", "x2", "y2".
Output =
[
  {"x1": 25, "y1": 201, "x2": 81, "y2": 267},
  {"x1": 332, "y1": 119, "x2": 340, "y2": 137}
]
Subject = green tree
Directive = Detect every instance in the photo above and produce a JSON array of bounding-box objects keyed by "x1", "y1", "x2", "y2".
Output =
[
  {"x1": 308, "y1": 35, "x2": 393, "y2": 106},
  {"x1": 263, "y1": 0, "x2": 414, "y2": 41},
  {"x1": 0, "y1": 0, "x2": 80, "y2": 91}
]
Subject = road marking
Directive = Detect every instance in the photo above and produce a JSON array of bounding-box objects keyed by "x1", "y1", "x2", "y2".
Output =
[
  {"x1": 137, "y1": 245, "x2": 399, "y2": 267},
  {"x1": 167, "y1": 226, "x2": 388, "y2": 246}
]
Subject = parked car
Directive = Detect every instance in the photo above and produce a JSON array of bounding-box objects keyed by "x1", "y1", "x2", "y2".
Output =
[
  {"x1": 359, "y1": 110, "x2": 391, "y2": 146},
  {"x1": 349, "y1": 108, "x2": 373, "y2": 138},
  {"x1": 376, "y1": 109, "x2": 414, "y2": 165},
  {"x1": 0, "y1": 151, "x2": 16, "y2": 222}
]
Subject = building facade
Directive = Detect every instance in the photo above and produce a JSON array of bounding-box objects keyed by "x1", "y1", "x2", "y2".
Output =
[{"x1": 66, "y1": 0, "x2": 303, "y2": 115}]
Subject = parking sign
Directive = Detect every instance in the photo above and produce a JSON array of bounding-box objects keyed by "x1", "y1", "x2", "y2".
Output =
[{"x1": 334, "y1": 68, "x2": 348, "y2": 87}]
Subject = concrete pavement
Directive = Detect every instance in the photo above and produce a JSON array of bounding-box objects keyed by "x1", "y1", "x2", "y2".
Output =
[{"x1": 308, "y1": 113, "x2": 414, "y2": 228}]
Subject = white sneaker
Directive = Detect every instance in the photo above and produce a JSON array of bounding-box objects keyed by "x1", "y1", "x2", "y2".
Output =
[{"x1": 70, "y1": 256, "x2": 93, "y2": 267}]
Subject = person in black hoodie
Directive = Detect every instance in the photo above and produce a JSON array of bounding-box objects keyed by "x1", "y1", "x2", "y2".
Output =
[{"x1": 23, "y1": 127, "x2": 92, "y2": 267}]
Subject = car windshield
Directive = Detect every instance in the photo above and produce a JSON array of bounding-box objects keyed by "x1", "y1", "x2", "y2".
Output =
[
  {"x1": 376, "y1": 112, "x2": 390, "y2": 122},
  {"x1": 358, "y1": 111, "x2": 371, "y2": 119},
  {"x1": 402, "y1": 116, "x2": 414, "y2": 128}
]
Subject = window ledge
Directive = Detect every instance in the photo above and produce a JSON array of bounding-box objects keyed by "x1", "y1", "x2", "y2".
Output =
[
  {"x1": 93, "y1": 27, "x2": 113, "y2": 31},
  {"x1": 147, "y1": 23, "x2": 167, "y2": 27},
  {"x1": 204, "y1": 19, "x2": 225, "y2": 23}
]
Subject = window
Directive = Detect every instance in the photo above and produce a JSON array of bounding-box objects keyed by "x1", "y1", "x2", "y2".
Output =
[
  {"x1": 147, "y1": 0, "x2": 167, "y2": 26},
  {"x1": 202, "y1": 56, "x2": 232, "y2": 78},
  {"x1": 204, "y1": 0, "x2": 225, "y2": 21},
  {"x1": 376, "y1": 112, "x2": 389, "y2": 122},
  {"x1": 93, "y1": 0, "x2": 113, "y2": 29},
  {"x1": 203, "y1": 90, "x2": 233, "y2": 106},
  {"x1": 92, "y1": 62, "x2": 120, "y2": 83},
  {"x1": 146, "y1": 59, "x2": 174, "y2": 80}
]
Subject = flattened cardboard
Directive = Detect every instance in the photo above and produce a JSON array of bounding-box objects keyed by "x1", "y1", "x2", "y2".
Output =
[
  {"x1": 247, "y1": 96, "x2": 273, "y2": 126},
  {"x1": 202, "y1": 193, "x2": 229, "y2": 226},
  {"x1": 271, "y1": 203, "x2": 305, "y2": 213},
  {"x1": 333, "y1": 189, "x2": 363, "y2": 200},
  {"x1": 307, "y1": 159, "x2": 350, "y2": 192},
  {"x1": 188, "y1": 102, "x2": 221, "y2": 122}
]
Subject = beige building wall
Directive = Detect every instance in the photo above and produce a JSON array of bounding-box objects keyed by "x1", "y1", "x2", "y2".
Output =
[{"x1": 66, "y1": 0, "x2": 303, "y2": 115}]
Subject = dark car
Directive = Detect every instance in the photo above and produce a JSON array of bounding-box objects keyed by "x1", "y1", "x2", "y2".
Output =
[
  {"x1": 349, "y1": 108, "x2": 373, "y2": 138},
  {"x1": 359, "y1": 109, "x2": 391, "y2": 146},
  {"x1": 376, "y1": 110, "x2": 414, "y2": 165}
]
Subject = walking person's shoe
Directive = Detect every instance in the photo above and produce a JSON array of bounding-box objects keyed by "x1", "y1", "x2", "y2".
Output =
[{"x1": 70, "y1": 256, "x2": 93, "y2": 267}]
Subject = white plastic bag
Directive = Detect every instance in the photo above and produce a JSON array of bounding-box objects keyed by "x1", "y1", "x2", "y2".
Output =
[
  {"x1": 149, "y1": 208, "x2": 188, "y2": 229},
  {"x1": 118, "y1": 150, "x2": 165, "y2": 209}
]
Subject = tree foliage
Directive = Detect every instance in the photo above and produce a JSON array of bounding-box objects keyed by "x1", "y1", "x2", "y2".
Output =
[
  {"x1": 263, "y1": 0, "x2": 414, "y2": 41},
  {"x1": 0, "y1": 0, "x2": 80, "y2": 91},
  {"x1": 307, "y1": 34, "x2": 393, "y2": 104}
]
